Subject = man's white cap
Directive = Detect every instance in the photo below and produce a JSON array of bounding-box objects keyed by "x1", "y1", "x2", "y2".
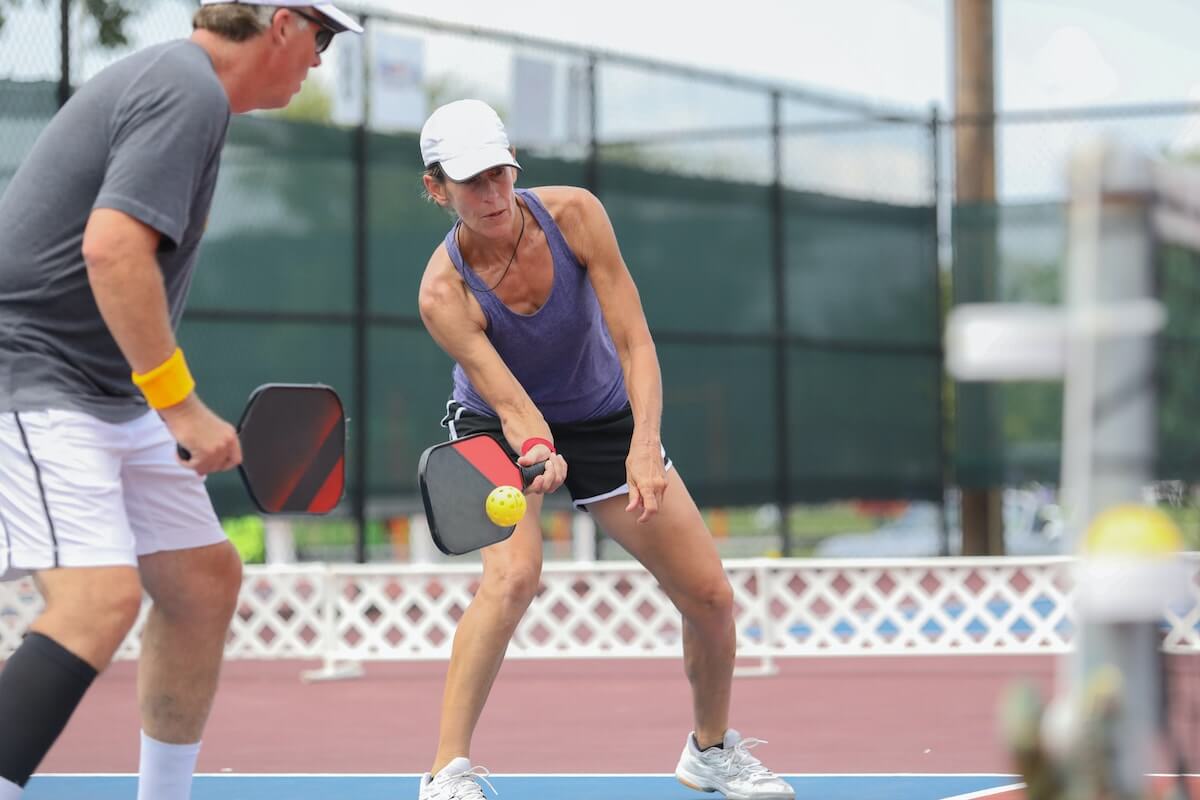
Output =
[
  {"x1": 199, "y1": 0, "x2": 364, "y2": 35},
  {"x1": 420, "y1": 99, "x2": 521, "y2": 182}
]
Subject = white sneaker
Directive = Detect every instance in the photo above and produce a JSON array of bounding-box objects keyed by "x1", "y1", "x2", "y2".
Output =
[
  {"x1": 417, "y1": 757, "x2": 497, "y2": 800},
  {"x1": 675, "y1": 729, "x2": 795, "y2": 800}
]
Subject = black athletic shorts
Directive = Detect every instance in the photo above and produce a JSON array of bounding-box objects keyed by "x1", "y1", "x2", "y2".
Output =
[{"x1": 440, "y1": 399, "x2": 672, "y2": 508}]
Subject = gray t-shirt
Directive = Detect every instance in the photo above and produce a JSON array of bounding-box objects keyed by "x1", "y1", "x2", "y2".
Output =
[{"x1": 0, "y1": 40, "x2": 230, "y2": 422}]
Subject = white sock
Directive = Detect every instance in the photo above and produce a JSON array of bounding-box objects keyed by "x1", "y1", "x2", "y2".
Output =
[
  {"x1": 0, "y1": 777, "x2": 23, "y2": 800},
  {"x1": 137, "y1": 730, "x2": 201, "y2": 800}
]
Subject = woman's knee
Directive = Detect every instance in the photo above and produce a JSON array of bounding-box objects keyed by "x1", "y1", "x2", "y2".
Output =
[
  {"x1": 479, "y1": 562, "x2": 542, "y2": 612},
  {"x1": 679, "y1": 575, "x2": 734, "y2": 625}
]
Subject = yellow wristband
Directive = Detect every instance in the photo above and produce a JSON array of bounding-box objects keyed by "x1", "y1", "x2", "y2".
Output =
[{"x1": 131, "y1": 347, "x2": 195, "y2": 410}]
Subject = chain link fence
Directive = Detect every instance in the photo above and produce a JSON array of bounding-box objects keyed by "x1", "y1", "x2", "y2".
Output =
[{"x1": 8, "y1": 2, "x2": 1197, "y2": 558}]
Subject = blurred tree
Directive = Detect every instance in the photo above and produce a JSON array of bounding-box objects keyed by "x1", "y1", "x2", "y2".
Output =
[
  {"x1": 0, "y1": 0, "x2": 135, "y2": 48},
  {"x1": 267, "y1": 77, "x2": 334, "y2": 125}
]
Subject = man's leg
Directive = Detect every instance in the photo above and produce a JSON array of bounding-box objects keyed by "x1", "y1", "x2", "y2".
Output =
[
  {"x1": 0, "y1": 566, "x2": 143, "y2": 795},
  {"x1": 118, "y1": 408, "x2": 241, "y2": 800},
  {"x1": 134, "y1": 541, "x2": 242, "y2": 800},
  {"x1": 0, "y1": 409, "x2": 143, "y2": 795}
]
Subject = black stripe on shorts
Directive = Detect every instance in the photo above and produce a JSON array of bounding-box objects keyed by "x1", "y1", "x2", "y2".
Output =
[{"x1": 13, "y1": 413, "x2": 60, "y2": 566}]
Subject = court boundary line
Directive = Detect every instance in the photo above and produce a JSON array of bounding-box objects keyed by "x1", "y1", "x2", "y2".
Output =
[
  {"x1": 39, "y1": 771, "x2": 1024, "y2": 778},
  {"x1": 940, "y1": 785, "x2": 1026, "y2": 800}
]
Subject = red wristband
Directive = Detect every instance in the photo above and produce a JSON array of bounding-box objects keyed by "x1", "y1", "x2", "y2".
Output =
[{"x1": 520, "y1": 437, "x2": 555, "y2": 456}]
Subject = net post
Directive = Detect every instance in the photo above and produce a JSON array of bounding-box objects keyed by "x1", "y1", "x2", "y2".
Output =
[{"x1": 1056, "y1": 140, "x2": 1173, "y2": 795}]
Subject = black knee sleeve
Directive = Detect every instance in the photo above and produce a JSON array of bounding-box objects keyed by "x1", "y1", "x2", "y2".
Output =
[{"x1": 0, "y1": 632, "x2": 97, "y2": 786}]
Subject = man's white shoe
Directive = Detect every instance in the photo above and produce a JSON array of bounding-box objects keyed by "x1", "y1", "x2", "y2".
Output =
[
  {"x1": 675, "y1": 729, "x2": 795, "y2": 800},
  {"x1": 417, "y1": 757, "x2": 497, "y2": 800}
]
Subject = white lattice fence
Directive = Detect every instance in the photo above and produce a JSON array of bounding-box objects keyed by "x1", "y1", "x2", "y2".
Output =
[
  {"x1": 319, "y1": 562, "x2": 773, "y2": 662},
  {"x1": 2, "y1": 557, "x2": 1198, "y2": 662},
  {"x1": 764, "y1": 557, "x2": 1079, "y2": 655}
]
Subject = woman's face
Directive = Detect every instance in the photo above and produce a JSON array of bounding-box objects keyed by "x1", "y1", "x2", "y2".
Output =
[{"x1": 443, "y1": 166, "x2": 518, "y2": 236}]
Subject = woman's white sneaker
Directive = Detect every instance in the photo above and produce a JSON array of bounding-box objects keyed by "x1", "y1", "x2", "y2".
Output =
[
  {"x1": 675, "y1": 729, "x2": 795, "y2": 800},
  {"x1": 417, "y1": 757, "x2": 497, "y2": 800}
]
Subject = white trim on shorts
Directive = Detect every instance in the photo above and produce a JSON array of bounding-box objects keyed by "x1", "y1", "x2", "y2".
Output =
[
  {"x1": 0, "y1": 408, "x2": 227, "y2": 579},
  {"x1": 571, "y1": 451, "x2": 674, "y2": 509},
  {"x1": 443, "y1": 398, "x2": 469, "y2": 441}
]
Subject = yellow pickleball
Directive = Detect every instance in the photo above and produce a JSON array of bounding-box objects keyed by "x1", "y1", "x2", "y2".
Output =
[
  {"x1": 1084, "y1": 504, "x2": 1183, "y2": 557},
  {"x1": 485, "y1": 485, "x2": 527, "y2": 527}
]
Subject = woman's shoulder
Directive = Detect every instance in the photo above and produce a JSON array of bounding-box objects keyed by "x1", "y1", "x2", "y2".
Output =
[
  {"x1": 526, "y1": 186, "x2": 604, "y2": 232},
  {"x1": 420, "y1": 242, "x2": 459, "y2": 294}
]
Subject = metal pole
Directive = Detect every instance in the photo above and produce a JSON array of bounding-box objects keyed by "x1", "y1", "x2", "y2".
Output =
[
  {"x1": 351, "y1": 13, "x2": 369, "y2": 563},
  {"x1": 1061, "y1": 141, "x2": 1159, "y2": 797},
  {"x1": 57, "y1": 0, "x2": 70, "y2": 107},
  {"x1": 584, "y1": 55, "x2": 599, "y2": 195},
  {"x1": 930, "y1": 104, "x2": 951, "y2": 557},
  {"x1": 954, "y1": 0, "x2": 1004, "y2": 555},
  {"x1": 769, "y1": 90, "x2": 792, "y2": 557},
  {"x1": 584, "y1": 55, "x2": 607, "y2": 560}
]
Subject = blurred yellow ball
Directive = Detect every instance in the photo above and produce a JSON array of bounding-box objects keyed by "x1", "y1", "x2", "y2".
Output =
[
  {"x1": 485, "y1": 485, "x2": 526, "y2": 527},
  {"x1": 1085, "y1": 504, "x2": 1183, "y2": 557}
]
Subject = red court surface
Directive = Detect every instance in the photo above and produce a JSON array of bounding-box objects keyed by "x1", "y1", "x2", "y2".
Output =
[
  {"x1": 39, "y1": 653, "x2": 1199, "y2": 781},
  {"x1": 41, "y1": 655, "x2": 1052, "y2": 773}
]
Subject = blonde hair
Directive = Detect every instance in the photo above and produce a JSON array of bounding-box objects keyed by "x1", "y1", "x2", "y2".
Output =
[{"x1": 192, "y1": 3, "x2": 282, "y2": 41}]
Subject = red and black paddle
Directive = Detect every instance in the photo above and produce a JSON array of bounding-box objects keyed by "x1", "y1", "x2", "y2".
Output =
[
  {"x1": 417, "y1": 433, "x2": 544, "y2": 555},
  {"x1": 179, "y1": 383, "x2": 345, "y2": 514}
]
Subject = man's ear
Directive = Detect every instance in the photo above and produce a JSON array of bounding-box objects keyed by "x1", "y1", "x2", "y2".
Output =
[{"x1": 269, "y1": 7, "x2": 293, "y2": 47}]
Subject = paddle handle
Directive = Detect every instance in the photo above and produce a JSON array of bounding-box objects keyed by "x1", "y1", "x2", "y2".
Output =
[{"x1": 519, "y1": 460, "x2": 546, "y2": 488}]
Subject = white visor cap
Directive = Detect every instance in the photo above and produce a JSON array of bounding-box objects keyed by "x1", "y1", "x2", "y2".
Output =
[
  {"x1": 199, "y1": 0, "x2": 364, "y2": 34},
  {"x1": 420, "y1": 99, "x2": 521, "y2": 181}
]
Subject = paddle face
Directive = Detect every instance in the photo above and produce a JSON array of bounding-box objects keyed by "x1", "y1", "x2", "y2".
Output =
[
  {"x1": 236, "y1": 383, "x2": 346, "y2": 514},
  {"x1": 418, "y1": 433, "x2": 540, "y2": 556}
]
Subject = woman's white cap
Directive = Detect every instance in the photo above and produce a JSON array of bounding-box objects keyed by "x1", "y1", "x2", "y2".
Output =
[{"x1": 420, "y1": 99, "x2": 521, "y2": 181}]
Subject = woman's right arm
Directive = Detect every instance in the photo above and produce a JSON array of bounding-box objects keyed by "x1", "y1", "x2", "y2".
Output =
[{"x1": 417, "y1": 249, "x2": 567, "y2": 494}]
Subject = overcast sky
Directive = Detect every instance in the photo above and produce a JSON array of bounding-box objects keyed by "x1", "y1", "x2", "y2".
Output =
[{"x1": 370, "y1": 0, "x2": 1200, "y2": 112}]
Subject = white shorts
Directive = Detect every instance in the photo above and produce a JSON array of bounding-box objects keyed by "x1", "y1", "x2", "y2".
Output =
[{"x1": 0, "y1": 408, "x2": 227, "y2": 579}]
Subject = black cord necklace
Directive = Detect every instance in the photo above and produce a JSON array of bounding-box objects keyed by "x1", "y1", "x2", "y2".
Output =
[{"x1": 458, "y1": 202, "x2": 525, "y2": 294}]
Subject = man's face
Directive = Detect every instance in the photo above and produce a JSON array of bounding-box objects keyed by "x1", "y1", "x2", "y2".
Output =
[{"x1": 259, "y1": 7, "x2": 332, "y2": 109}]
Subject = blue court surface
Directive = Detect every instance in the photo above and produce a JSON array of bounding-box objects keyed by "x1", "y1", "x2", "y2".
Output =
[{"x1": 28, "y1": 773, "x2": 1024, "y2": 800}]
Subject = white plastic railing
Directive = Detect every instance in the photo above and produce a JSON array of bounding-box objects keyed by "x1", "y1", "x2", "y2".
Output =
[{"x1": 1, "y1": 557, "x2": 1197, "y2": 672}]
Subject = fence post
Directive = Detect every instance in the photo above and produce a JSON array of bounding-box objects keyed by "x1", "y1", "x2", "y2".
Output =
[
  {"x1": 733, "y1": 560, "x2": 778, "y2": 678},
  {"x1": 301, "y1": 565, "x2": 365, "y2": 682},
  {"x1": 57, "y1": 0, "x2": 70, "y2": 107},
  {"x1": 768, "y1": 90, "x2": 792, "y2": 556},
  {"x1": 351, "y1": 12, "x2": 370, "y2": 564},
  {"x1": 930, "y1": 104, "x2": 951, "y2": 556},
  {"x1": 584, "y1": 55, "x2": 599, "y2": 195}
]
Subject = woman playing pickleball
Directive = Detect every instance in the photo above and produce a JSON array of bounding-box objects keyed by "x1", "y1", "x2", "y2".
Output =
[{"x1": 414, "y1": 99, "x2": 794, "y2": 800}]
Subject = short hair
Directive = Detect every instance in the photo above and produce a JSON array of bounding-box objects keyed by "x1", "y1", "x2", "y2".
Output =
[{"x1": 193, "y1": 3, "x2": 281, "y2": 41}]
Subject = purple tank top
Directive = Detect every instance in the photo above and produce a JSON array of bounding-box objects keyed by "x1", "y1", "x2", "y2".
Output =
[{"x1": 447, "y1": 189, "x2": 628, "y2": 423}]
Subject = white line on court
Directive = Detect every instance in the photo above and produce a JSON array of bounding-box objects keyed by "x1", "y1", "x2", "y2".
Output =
[
  {"x1": 41, "y1": 772, "x2": 1024, "y2": 778},
  {"x1": 939, "y1": 784, "x2": 1026, "y2": 800}
]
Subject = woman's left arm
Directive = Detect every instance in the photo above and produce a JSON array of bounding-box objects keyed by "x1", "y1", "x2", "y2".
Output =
[{"x1": 569, "y1": 189, "x2": 667, "y2": 522}]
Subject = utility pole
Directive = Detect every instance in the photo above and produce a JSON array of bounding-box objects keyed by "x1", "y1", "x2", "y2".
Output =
[{"x1": 954, "y1": 0, "x2": 1004, "y2": 555}]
